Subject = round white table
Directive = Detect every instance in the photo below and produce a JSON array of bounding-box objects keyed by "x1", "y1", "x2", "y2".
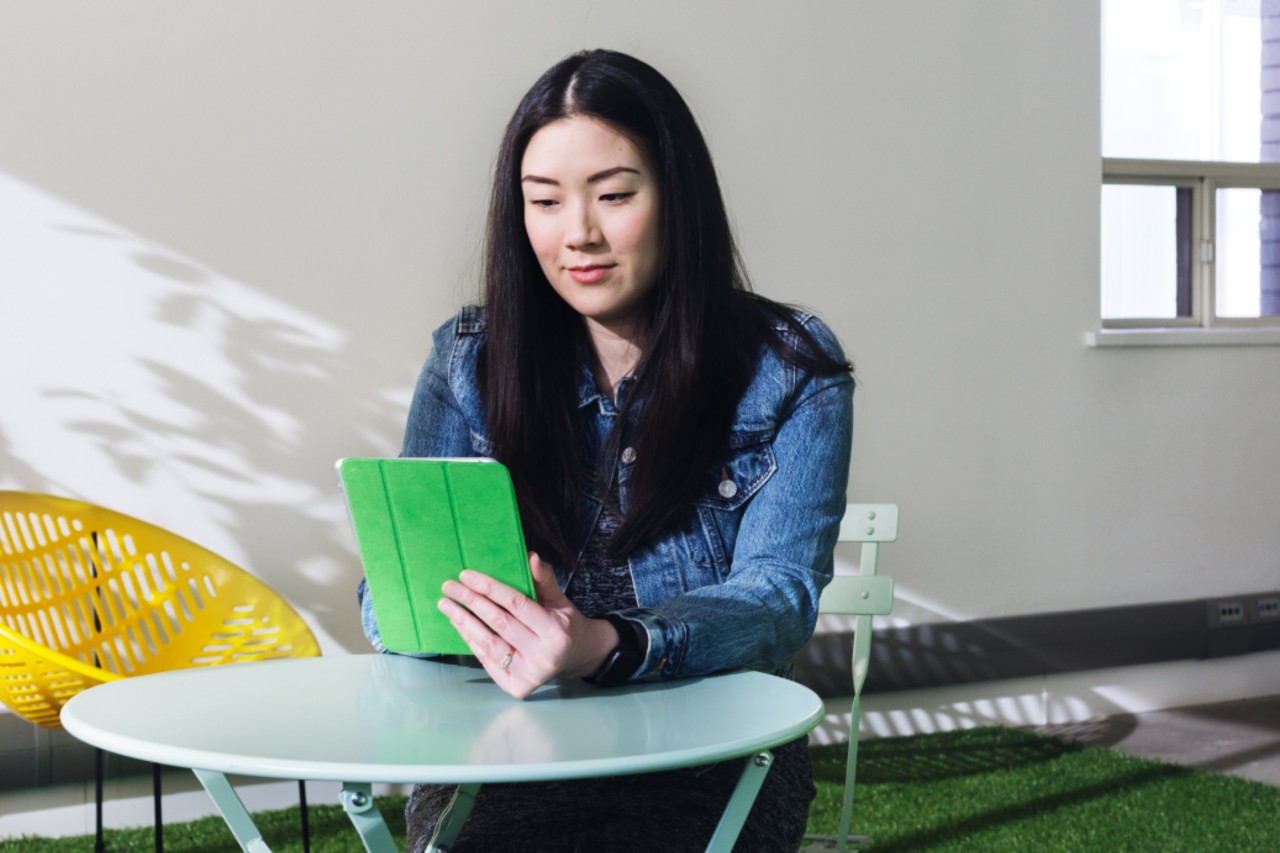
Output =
[{"x1": 62, "y1": 654, "x2": 824, "y2": 852}]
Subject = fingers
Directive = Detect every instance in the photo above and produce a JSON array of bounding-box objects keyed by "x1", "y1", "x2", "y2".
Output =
[
  {"x1": 438, "y1": 561, "x2": 586, "y2": 699},
  {"x1": 439, "y1": 572, "x2": 539, "y2": 650},
  {"x1": 437, "y1": 595, "x2": 513, "y2": 659},
  {"x1": 439, "y1": 568, "x2": 563, "y2": 699},
  {"x1": 529, "y1": 552, "x2": 567, "y2": 605},
  {"x1": 455, "y1": 568, "x2": 563, "y2": 638},
  {"x1": 437, "y1": 594, "x2": 536, "y2": 698}
]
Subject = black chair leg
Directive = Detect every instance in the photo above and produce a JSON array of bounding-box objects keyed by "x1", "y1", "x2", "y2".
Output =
[
  {"x1": 94, "y1": 748, "x2": 106, "y2": 853},
  {"x1": 152, "y1": 763, "x2": 163, "y2": 853},
  {"x1": 299, "y1": 780, "x2": 310, "y2": 853}
]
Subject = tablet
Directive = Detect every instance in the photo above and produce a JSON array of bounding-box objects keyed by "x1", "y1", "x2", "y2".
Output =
[{"x1": 337, "y1": 457, "x2": 535, "y2": 656}]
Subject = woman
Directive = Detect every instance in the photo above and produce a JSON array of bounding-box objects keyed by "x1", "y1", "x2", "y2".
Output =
[{"x1": 359, "y1": 48, "x2": 854, "y2": 852}]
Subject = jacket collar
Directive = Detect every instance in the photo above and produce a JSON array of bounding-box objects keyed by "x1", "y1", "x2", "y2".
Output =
[{"x1": 575, "y1": 356, "x2": 638, "y2": 414}]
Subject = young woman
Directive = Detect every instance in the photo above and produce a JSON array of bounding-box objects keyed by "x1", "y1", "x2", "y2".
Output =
[{"x1": 359, "y1": 48, "x2": 854, "y2": 853}]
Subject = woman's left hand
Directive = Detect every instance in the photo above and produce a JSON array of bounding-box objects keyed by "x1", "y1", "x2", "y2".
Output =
[{"x1": 437, "y1": 552, "x2": 618, "y2": 699}]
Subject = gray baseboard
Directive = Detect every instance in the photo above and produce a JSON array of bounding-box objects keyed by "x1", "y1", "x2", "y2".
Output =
[
  {"x1": 795, "y1": 590, "x2": 1280, "y2": 698},
  {"x1": 0, "y1": 712, "x2": 152, "y2": 791}
]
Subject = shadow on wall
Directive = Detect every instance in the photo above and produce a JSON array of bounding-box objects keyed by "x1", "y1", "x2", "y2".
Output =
[
  {"x1": 0, "y1": 428, "x2": 49, "y2": 494},
  {"x1": 0, "y1": 170, "x2": 410, "y2": 650},
  {"x1": 807, "y1": 542, "x2": 1280, "y2": 743}
]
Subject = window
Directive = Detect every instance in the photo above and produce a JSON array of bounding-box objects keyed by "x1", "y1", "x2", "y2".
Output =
[{"x1": 1101, "y1": 0, "x2": 1280, "y2": 335}]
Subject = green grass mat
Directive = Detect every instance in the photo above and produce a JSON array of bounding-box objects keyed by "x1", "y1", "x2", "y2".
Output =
[{"x1": 5, "y1": 726, "x2": 1278, "y2": 851}]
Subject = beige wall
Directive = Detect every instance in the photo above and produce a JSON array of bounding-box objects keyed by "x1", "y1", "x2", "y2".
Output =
[{"x1": 1, "y1": 2, "x2": 1277, "y2": 706}]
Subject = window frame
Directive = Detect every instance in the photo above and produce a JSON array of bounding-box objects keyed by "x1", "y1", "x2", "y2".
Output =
[{"x1": 1102, "y1": 158, "x2": 1280, "y2": 331}]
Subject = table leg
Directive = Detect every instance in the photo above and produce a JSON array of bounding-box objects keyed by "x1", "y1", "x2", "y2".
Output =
[
  {"x1": 704, "y1": 750, "x2": 773, "y2": 853},
  {"x1": 191, "y1": 769, "x2": 273, "y2": 853},
  {"x1": 425, "y1": 781, "x2": 481, "y2": 853},
  {"x1": 340, "y1": 782, "x2": 398, "y2": 853}
]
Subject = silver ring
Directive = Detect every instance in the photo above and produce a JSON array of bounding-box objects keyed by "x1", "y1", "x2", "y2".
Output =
[{"x1": 499, "y1": 650, "x2": 514, "y2": 670}]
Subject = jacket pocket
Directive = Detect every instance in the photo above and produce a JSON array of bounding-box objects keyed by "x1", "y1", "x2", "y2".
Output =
[
  {"x1": 691, "y1": 429, "x2": 777, "y2": 511},
  {"x1": 685, "y1": 430, "x2": 777, "y2": 572}
]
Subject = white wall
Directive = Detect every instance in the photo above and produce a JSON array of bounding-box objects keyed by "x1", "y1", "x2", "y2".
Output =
[{"x1": 1, "y1": 3, "x2": 1277, "y2": 691}]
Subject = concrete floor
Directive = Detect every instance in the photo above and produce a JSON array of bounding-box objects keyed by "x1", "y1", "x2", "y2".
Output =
[{"x1": 1038, "y1": 694, "x2": 1280, "y2": 787}]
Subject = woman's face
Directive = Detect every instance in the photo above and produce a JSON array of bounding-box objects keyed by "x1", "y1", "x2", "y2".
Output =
[{"x1": 521, "y1": 116, "x2": 662, "y2": 339}]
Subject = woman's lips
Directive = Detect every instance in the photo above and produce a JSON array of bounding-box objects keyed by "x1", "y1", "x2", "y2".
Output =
[{"x1": 567, "y1": 264, "x2": 614, "y2": 284}]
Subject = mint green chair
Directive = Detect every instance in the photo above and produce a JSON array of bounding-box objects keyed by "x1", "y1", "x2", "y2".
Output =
[{"x1": 803, "y1": 503, "x2": 898, "y2": 852}]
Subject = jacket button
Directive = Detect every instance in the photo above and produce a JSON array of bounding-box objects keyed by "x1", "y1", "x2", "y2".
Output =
[
  {"x1": 621, "y1": 447, "x2": 637, "y2": 464},
  {"x1": 718, "y1": 479, "x2": 738, "y2": 499}
]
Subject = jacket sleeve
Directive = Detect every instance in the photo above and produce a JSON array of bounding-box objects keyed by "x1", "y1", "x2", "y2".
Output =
[
  {"x1": 400, "y1": 314, "x2": 482, "y2": 460},
  {"x1": 622, "y1": 321, "x2": 854, "y2": 680}
]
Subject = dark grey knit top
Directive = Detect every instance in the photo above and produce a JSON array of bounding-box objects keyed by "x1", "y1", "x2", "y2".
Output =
[{"x1": 403, "y1": 478, "x2": 815, "y2": 853}]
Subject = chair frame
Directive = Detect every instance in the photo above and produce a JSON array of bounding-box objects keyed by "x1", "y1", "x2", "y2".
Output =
[{"x1": 803, "y1": 503, "x2": 898, "y2": 852}]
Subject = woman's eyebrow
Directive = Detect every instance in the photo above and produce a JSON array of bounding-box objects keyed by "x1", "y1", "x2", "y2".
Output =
[
  {"x1": 520, "y1": 166, "x2": 641, "y2": 186},
  {"x1": 586, "y1": 166, "x2": 640, "y2": 183}
]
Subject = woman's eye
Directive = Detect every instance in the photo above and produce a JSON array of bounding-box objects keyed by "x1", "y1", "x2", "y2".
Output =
[
  {"x1": 600, "y1": 192, "x2": 635, "y2": 203},
  {"x1": 529, "y1": 199, "x2": 558, "y2": 208}
]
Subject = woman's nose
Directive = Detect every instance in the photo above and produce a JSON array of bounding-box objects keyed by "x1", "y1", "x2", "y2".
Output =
[{"x1": 565, "y1": 203, "x2": 602, "y2": 249}]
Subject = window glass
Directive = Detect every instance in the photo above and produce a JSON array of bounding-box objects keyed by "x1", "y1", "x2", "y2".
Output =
[
  {"x1": 1102, "y1": 0, "x2": 1261, "y2": 163},
  {"x1": 1216, "y1": 187, "x2": 1280, "y2": 316},
  {"x1": 1102, "y1": 184, "x2": 1191, "y2": 319}
]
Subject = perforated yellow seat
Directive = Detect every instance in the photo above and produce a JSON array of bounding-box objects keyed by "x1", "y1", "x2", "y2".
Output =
[
  {"x1": 0, "y1": 490, "x2": 320, "y2": 850},
  {"x1": 0, "y1": 490, "x2": 319, "y2": 729}
]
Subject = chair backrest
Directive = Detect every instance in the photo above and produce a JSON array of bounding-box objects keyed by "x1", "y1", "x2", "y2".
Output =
[
  {"x1": 821, "y1": 503, "x2": 898, "y2": 618},
  {"x1": 0, "y1": 491, "x2": 319, "y2": 727}
]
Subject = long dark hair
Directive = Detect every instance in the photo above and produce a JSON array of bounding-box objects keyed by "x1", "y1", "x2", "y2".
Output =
[{"x1": 482, "y1": 49, "x2": 849, "y2": 569}]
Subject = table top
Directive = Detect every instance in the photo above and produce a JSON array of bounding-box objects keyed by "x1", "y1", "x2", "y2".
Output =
[{"x1": 60, "y1": 654, "x2": 824, "y2": 784}]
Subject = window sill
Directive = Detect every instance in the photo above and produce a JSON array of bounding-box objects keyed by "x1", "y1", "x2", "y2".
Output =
[{"x1": 1084, "y1": 327, "x2": 1280, "y2": 347}]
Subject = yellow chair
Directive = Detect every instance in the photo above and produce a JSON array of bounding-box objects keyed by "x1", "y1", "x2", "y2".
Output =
[{"x1": 0, "y1": 490, "x2": 320, "y2": 850}]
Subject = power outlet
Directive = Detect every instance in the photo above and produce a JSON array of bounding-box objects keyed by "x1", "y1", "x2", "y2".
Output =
[
  {"x1": 1253, "y1": 595, "x2": 1280, "y2": 623},
  {"x1": 1208, "y1": 599, "x2": 1248, "y2": 627}
]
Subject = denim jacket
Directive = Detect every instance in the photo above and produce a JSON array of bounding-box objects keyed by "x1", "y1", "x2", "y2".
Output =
[{"x1": 358, "y1": 304, "x2": 854, "y2": 682}]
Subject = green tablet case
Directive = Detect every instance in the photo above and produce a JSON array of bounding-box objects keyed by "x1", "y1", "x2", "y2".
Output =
[{"x1": 337, "y1": 457, "x2": 534, "y2": 656}]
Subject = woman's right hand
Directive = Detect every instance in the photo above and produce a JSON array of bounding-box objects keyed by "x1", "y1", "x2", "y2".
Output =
[{"x1": 437, "y1": 553, "x2": 619, "y2": 699}]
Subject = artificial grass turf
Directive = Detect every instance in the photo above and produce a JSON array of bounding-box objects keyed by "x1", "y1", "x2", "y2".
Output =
[
  {"x1": 5, "y1": 726, "x2": 1279, "y2": 852},
  {"x1": 806, "y1": 727, "x2": 1280, "y2": 852}
]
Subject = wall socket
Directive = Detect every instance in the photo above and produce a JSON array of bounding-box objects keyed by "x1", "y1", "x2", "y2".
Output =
[
  {"x1": 1253, "y1": 595, "x2": 1280, "y2": 623},
  {"x1": 1208, "y1": 599, "x2": 1248, "y2": 627}
]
